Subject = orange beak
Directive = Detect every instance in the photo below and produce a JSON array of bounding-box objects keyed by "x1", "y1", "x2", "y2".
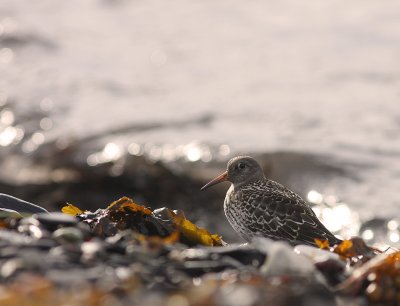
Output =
[{"x1": 200, "y1": 171, "x2": 228, "y2": 190}]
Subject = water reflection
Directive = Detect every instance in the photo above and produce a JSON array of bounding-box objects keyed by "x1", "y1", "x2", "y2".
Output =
[
  {"x1": 0, "y1": 98, "x2": 54, "y2": 152},
  {"x1": 362, "y1": 229, "x2": 374, "y2": 240},
  {"x1": 389, "y1": 231, "x2": 399, "y2": 243},
  {"x1": 307, "y1": 190, "x2": 323, "y2": 204},
  {"x1": 307, "y1": 190, "x2": 360, "y2": 239},
  {"x1": 88, "y1": 141, "x2": 231, "y2": 167},
  {"x1": 87, "y1": 142, "x2": 123, "y2": 166},
  {"x1": 40, "y1": 98, "x2": 54, "y2": 112},
  {"x1": 160, "y1": 144, "x2": 177, "y2": 162},
  {"x1": 306, "y1": 189, "x2": 400, "y2": 249},
  {"x1": 103, "y1": 142, "x2": 122, "y2": 161},
  {"x1": 359, "y1": 218, "x2": 400, "y2": 249},
  {"x1": 22, "y1": 139, "x2": 38, "y2": 153},
  {"x1": 219, "y1": 144, "x2": 230, "y2": 156},
  {"x1": 0, "y1": 107, "x2": 24, "y2": 146},
  {"x1": 388, "y1": 220, "x2": 398, "y2": 231},
  {"x1": 127, "y1": 142, "x2": 142, "y2": 156},
  {"x1": 0, "y1": 126, "x2": 18, "y2": 146},
  {"x1": 148, "y1": 145, "x2": 163, "y2": 162},
  {"x1": 21, "y1": 132, "x2": 45, "y2": 153},
  {"x1": 184, "y1": 142, "x2": 212, "y2": 162},
  {"x1": 0, "y1": 109, "x2": 14, "y2": 125},
  {"x1": 185, "y1": 144, "x2": 202, "y2": 162},
  {"x1": 40, "y1": 117, "x2": 53, "y2": 130},
  {"x1": 32, "y1": 132, "x2": 45, "y2": 145}
]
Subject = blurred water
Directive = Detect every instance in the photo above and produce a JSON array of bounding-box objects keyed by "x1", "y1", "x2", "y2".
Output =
[{"x1": 1, "y1": 0, "x2": 400, "y2": 226}]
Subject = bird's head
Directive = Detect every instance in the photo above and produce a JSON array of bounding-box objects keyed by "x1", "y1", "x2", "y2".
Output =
[{"x1": 201, "y1": 156, "x2": 264, "y2": 190}]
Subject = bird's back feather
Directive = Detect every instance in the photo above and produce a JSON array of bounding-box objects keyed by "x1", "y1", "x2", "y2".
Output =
[{"x1": 224, "y1": 179, "x2": 342, "y2": 246}]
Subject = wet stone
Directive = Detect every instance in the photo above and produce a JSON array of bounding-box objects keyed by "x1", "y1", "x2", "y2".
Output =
[
  {"x1": 0, "y1": 229, "x2": 35, "y2": 246},
  {"x1": 34, "y1": 212, "x2": 78, "y2": 231},
  {"x1": 27, "y1": 225, "x2": 48, "y2": 239},
  {"x1": 48, "y1": 245, "x2": 82, "y2": 264},
  {"x1": 0, "y1": 208, "x2": 22, "y2": 219},
  {"x1": 315, "y1": 259, "x2": 346, "y2": 286},
  {"x1": 32, "y1": 238, "x2": 58, "y2": 250},
  {"x1": 1, "y1": 258, "x2": 25, "y2": 279},
  {"x1": 0, "y1": 246, "x2": 20, "y2": 259},
  {"x1": 81, "y1": 240, "x2": 107, "y2": 262},
  {"x1": 0, "y1": 193, "x2": 48, "y2": 214},
  {"x1": 53, "y1": 227, "x2": 84, "y2": 243},
  {"x1": 18, "y1": 216, "x2": 41, "y2": 227},
  {"x1": 173, "y1": 258, "x2": 242, "y2": 278},
  {"x1": 172, "y1": 244, "x2": 265, "y2": 269}
]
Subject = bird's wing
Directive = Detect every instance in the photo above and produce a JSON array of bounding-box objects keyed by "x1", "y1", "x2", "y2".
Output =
[{"x1": 246, "y1": 181, "x2": 340, "y2": 246}]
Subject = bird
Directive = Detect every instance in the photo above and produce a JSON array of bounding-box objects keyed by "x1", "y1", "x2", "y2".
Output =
[{"x1": 201, "y1": 156, "x2": 342, "y2": 247}]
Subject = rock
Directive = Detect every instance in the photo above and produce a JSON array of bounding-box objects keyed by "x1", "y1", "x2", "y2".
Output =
[
  {"x1": 294, "y1": 244, "x2": 346, "y2": 285},
  {"x1": 294, "y1": 245, "x2": 341, "y2": 263},
  {"x1": 34, "y1": 212, "x2": 78, "y2": 231},
  {"x1": 0, "y1": 193, "x2": 48, "y2": 214},
  {"x1": 168, "y1": 243, "x2": 266, "y2": 278},
  {"x1": 1, "y1": 258, "x2": 24, "y2": 278},
  {"x1": 81, "y1": 240, "x2": 106, "y2": 262},
  {"x1": 0, "y1": 208, "x2": 22, "y2": 218},
  {"x1": 53, "y1": 227, "x2": 84, "y2": 243},
  {"x1": 254, "y1": 238, "x2": 316, "y2": 276},
  {"x1": 315, "y1": 258, "x2": 346, "y2": 286},
  {"x1": 173, "y1": 244, "x2": 265, "y2": 268},
  {"x1": 215, "y1": 284, "x2": 259, "y2": 306},
  {"x1": 179, "y1": 260, "x2": 239, "y2": 277},
  {"x1": 0, "y1": 230, "x2": 35, "y2": 246}
]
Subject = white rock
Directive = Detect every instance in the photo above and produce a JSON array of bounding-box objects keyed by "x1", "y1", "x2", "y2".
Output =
[
  {"x1": 294, "y1": 245, "x2": 341, "y2": 263},
  {"x1": 254, "y1": 238, "x2": 316, "y2": 276}
]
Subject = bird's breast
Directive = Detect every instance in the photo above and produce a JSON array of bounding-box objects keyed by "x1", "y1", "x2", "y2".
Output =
[{"x1": 224, "y1": 186, "x2": 255, "y2": 240}]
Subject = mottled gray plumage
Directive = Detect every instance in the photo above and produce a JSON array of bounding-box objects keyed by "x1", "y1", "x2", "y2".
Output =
[{"x1": 202, "y1": 156, "x2": 342, "y2": 246}]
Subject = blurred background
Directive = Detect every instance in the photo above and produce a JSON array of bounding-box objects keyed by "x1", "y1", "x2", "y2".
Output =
[{"x1": 1, "y1": 0, "x2": 400, "y2": 244}]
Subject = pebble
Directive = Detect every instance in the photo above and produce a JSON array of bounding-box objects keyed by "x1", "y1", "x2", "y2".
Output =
[
  {"x1": 34, "y1": 212, "x2": 78, "y2": 231},
  {"x1": 255, "y1": 238, "x2": 316, "y2": 276},
  {"x1": 53, "y1": 227, "x2": 84, "y2": 243},
  {"x1": 0, "y1": 208, "x2": 22, "y2": 218}
]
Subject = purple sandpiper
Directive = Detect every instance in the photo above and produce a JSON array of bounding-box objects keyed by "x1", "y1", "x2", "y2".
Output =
[{"x1": 201, "y1": 156, "x2": 342, "y2": 246}]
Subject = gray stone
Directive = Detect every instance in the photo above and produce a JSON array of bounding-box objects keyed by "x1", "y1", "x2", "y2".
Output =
[
  {"x1": 35, "y1": 212, "x2": 78, "y2": 231},
  {"x1": 0, "y1": 193, "x2": 48, "y2": 214},
  {"x1": 0, "y1": 208, "x2": 22, "y2": 218},
  {"x1": 53, "y1": 227, "x2": 84, "y2": 243}
]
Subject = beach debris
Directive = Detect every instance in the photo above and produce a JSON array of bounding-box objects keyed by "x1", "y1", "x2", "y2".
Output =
[{"x1": 62, "y1": 197, "x2": 223, "y2": 247}]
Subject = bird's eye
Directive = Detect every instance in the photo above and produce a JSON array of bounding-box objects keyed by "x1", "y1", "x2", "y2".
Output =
[{"x1": 238, "y1": 162, "x2": 246, "y2": 170}]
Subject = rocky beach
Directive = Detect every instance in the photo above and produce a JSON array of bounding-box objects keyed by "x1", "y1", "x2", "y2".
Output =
[{"x1": 0, "y1": 195, "x2": 399, "y2": 306}]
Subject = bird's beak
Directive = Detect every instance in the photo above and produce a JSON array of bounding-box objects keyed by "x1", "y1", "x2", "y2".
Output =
[{"x1": 200, "y1": 171, "x2": 228, "y2": 190}]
